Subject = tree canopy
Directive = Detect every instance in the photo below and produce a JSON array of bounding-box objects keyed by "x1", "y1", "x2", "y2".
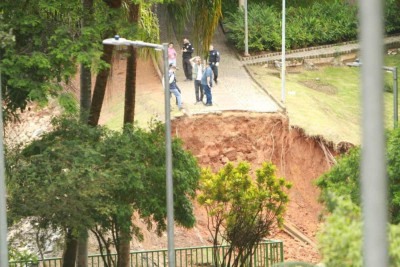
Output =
[{"x1": 6, "y1": 117, "x2": 200, "y2": 265}]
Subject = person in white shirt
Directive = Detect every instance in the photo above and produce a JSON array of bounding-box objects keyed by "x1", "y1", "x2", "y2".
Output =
[{"x1": 190, "y1": 56, "x2": 204, "y2": 104}]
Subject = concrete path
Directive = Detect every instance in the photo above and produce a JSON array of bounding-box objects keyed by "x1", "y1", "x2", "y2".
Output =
[
  {"x1": 157, "y1": 9, "x2": 280, "y2": 117},
  {"x1": 135, "y1": 9, "x2": 400, "y2": 122}
]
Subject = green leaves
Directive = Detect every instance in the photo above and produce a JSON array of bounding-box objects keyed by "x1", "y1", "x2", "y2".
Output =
[
  {"x1": 6, "y1": 117, "x2": 200, "y2": 248},
  {"x1": 224, "y1": 1, "x2": 358, "y2": 52},
  {"x1": 198, "y1": 161, "x2": 291, "y2": 266}
]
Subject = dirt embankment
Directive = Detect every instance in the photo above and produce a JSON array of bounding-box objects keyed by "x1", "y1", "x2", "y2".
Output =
[
  {"x1": 167, "y1": 112, "x2": 342, "y2": 263},
  {"x1": 5, "y1": 106, "x2": 343, "y2": 263}
]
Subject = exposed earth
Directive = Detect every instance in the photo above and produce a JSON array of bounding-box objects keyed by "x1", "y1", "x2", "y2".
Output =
[
  {"x1": 103, "y1": 59, "x2": 342, "y2": 264},
  {"x1": 6, "y1": 57, "x2": 348, "y2": 265}
]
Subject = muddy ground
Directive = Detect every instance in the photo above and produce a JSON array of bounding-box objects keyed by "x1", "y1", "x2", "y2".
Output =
[{"x1": 5, "y1": 59, "x2": 348, "y2": 264}]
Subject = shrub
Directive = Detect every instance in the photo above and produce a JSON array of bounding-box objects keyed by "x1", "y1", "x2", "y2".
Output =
[
  {"x1": 224, "y1": 4, "x2": 281, "y2": 52},
  {"x1": 223, "y1": 0, "x2": 400, "y2": 53},
  {"x1": 316, "y1": 126, "x2": 400, "y2": 224},
  {"x1": 318, "y1": 195, "x2": 400, "y2": 267}
]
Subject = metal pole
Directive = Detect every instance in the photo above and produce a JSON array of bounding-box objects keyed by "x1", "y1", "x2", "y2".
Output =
[
  {"x1": 244, "y1": 0, "x2": 249, "y2": 57},
  {"x1": 0, "y1": 66, "x2": 9, "y2": 267},
  {"x1": 281, "y1": 0, "x2": 286, "y2": 103},
  {"x1": 163, "y1": 43, "x2": 175, "y2": 267},
  {"x1": 359, "y1": 0, "x2": 388, "y2": 266},
  {"x1": 393, "y1": 67, "x2": 398, "y2": 128}
]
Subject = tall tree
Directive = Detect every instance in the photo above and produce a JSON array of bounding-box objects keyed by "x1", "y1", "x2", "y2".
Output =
[
  {"x1": 123, "y1": 2, "x2": 140, "y2": 125},
  {"x1": 80, "y1": 0, "x2": 95, "y2": 123},
  {"x1": 88, "y1": 0, "x2": 123, "y2": 126},
  {"x1": 6, "y1": 118, "x2": 200, "y2": 267}
]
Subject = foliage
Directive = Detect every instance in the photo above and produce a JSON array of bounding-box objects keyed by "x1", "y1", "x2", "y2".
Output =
[
  {"x1": 198, "y1": 161, "x2": 291, "y2": 267},
  {"x1": 166, "y1": 0, "x2": 222, "y2": 56},
  {"x1": 316, "y1": 126, "x2": 400, "y2": 224},
  {"x1": 223, "y1": 1, "x2": 362, "y2": 52},
  {"x1": 224, "y1": 4, "x2": 281, "y2": 52},
  {"x1": 317, "y1": 195, "x2": 400, "y2": 267},
  {"x1": 317, "y1": 196, "x2": 363, "y2": 267},
  {"x1": 8, "y1": 247, "x2": 38, "y2": 262},
  {"x1": 0, "y1": 0, "x2": 110, "y2": 120},
  {"x1": 6, "y1": 116, "x2": 109, "y2": 236},
  {"x1": 6, "y1": 117, "x2": 200, "y2": 265},
  {"x1": 385, "y1": 0, "x2": 400, "y2": 34},
  {"x1": 0, "y1": 13, "x2": 15, "y2": 49},
  {"x1": 58, "y1": 92, "x2": 79, "y2": 115},
  {"x1": 315, "y1": 147, "x2": 361, "y2": 211},
  {"x1": 191, "y1": 0, "x2": 222, "y2": 55}
]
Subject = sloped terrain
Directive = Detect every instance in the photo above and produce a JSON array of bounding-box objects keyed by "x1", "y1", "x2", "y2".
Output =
[{"x1": 5, "y1": 59, "x2": 344, "y2": 264}]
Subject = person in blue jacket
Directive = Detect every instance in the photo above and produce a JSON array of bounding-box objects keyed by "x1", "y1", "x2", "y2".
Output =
[{"x1": 201, "y1": 62, "x2": 213, "y2": 106}]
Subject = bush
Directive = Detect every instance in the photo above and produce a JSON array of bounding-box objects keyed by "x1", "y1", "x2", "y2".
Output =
[
  {"x1": 318, "y1": 195, "x2": 400, "y2": 266},
  {"x1": 224, "y1": 4, "x2": 281, "y2": 52},
  {"x1": 385, "y1": 0, "x2": 400, "y2": 34},
  {"x1": 223, "y1": 0, "x2": 400, "y2": 53},
  {"x1": 316, "y1": 126, "x2": 400, "y2": 224}
]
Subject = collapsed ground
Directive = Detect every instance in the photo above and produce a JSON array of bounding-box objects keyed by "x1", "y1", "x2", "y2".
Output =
[{"x1": 5, "y1": 59, "x2": 348, "y2": 264}]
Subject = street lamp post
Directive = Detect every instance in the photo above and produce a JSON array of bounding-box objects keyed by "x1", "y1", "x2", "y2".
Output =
[
  {"x1": 281, "y1": 0, "x2": 286, "y2": 104},
  {"x1": 244, "y1": 0, "x2": 249, "y2": 57},
  {"x1": 0, "y1": 64, "x2": 9, "y2": 267},
  {"x1": 102, "y1": 36, "x2": 175, "y2": 267}
]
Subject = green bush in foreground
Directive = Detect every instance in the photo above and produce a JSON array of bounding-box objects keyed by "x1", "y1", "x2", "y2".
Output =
[
  {"x1": 316, "y1": 126, "x2": 400, "y2": 224},
  {"x1": 318, "y1": 195, "x2": 400, "y2": 267}
]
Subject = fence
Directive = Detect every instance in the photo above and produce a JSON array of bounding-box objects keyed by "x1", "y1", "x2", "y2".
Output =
[{"x1": 9, "y1": 240, "x2": 283, "y2": 267}]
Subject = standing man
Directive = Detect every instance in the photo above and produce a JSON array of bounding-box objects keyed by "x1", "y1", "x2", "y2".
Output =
[
  {"x1": 182, "y1": 38, "x2": 194, "y2": 81},
  {"x1": 190, "y1": 56, "x2": 204, "y2": 104},
  {"x1": 201, "y1": 62, "x2": 213, "y2": 106},
  {"x1": 208, "y1": 44, "x2": 220, "y2": 84}
]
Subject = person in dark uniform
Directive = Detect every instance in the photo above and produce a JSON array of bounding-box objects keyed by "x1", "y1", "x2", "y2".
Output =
[
  {"x1": 208, "y1": 44, "x2": 220, "y2": 84},
  {"x1": 182, "y1": 38, "x2": 194, "y2": 81}
]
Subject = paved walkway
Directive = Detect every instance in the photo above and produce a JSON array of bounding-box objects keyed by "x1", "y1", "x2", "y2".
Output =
[
  {"x1": 133, "y1": 9, "x2": 400, "y2": 123},
  {"x1": 157, "y1": 7, "x2": 280, "y2": 117}
]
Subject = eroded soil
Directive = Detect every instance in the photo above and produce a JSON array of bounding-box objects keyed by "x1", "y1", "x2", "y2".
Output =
[
  {"x1": 5, "y1": 59, "x2": 344, "y2": 264},
  {"x1": 169, "y1": 112, "x2": 338, "y2": 264}
]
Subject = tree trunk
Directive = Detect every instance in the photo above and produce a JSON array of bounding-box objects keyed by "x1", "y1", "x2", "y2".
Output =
[
  {"x1": 123, "y1": 2, "x2": 140, "y2": 125},
  {"x1": 80, "y1": 0, "x2": 94, "y2": 123},
  {"x1": 77, "y1": 235, "x2": 88, "y2": 267},
  {"x1": 116, "y1": 229, "x2": 131, "y2": 267},
  {"x1": 123, "y1": 45, "x2": 137, "y2": 124},
  {"x1": 239, "y1": 0, "x2": 244, "y2": 8},
  {"x1": 62, "y1": 229, "x2": 78, "y2": 267},
  {"x1": 80, "y1": 64, "x2": 92, "y2": 123},
  {"x1": 103, "y1": 0, "x2": 122, "y2": 8},
  {"x1": 88, "y1": 44, "x2": 114, "y2": 126},
  {"x1": 88, "y1": 0, "x2": 123, "y2": 126}
]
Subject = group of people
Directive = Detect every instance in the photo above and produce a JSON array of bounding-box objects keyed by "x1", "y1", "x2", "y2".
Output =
[{"x1": 167, "y1": 38, "x2": 220, "y2": 109}]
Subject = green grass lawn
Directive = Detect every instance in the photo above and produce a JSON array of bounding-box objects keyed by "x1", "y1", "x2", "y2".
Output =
[{"x1": 248, "y1": 54, "x2": 400, "y2": 145}]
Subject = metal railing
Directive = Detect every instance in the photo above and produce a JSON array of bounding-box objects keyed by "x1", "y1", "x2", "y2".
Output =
[{"x1": 9, "y1": 240, "x2": 283, "y2": 267}]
